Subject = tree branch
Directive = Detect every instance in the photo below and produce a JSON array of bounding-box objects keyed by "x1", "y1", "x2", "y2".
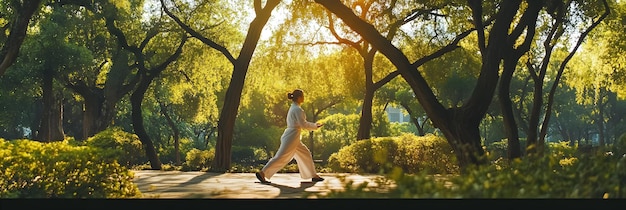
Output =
[{"x1": 159, "y1": 0, "x2": 236, "y2": 63}]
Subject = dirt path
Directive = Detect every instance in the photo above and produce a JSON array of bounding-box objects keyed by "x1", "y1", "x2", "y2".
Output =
[{"x1": 132, "y1": 170, "x2": 392, "y2": 199}]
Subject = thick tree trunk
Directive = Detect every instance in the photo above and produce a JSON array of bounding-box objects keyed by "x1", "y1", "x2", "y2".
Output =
[
  {"x1": 437, "y1": 110, "x2": 486, "y2": 171},
  {"x1": 131, "y1": 76, "x2": 162, "y2": 170},
  {"x1": 65, "y1": 82, "x2": 124, "y2": 141},
  {"x1": 36, "y1": 68, "x2": 64, "y2": 142},
  {"x1": 63, "y1": 54, "x2": 137, "y2": 140},
  {"x1": 81, "y1": 92, "x2": 105, "y2": 140},
  {"x1": 214, "y1": 68, "x2": 244, "y2": 171}
]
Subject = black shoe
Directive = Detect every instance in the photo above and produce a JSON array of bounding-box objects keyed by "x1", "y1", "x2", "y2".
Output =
[
  {"x1": 256, "y1": 172, "x2": 271, "y2": 184},
  {"x1": 312, "y1": 177, "x2": 324, "y2": 182}
]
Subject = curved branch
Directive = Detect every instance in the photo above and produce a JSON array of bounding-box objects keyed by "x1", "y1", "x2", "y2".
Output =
[
  {"x1": 327, "y1": 11, "x2": 363, "y2": 52},
  {"x1": 372, "y1": 71, "x2": 400, "y2": 90},
  {"x1": 150, "y1": 35, "x2": 188, "y2": 76},
  {"x1": 159, "y1": 0, "x2": 235, "y2": 63},
  {"x1": 412, "y1": 29, "x2": 474, "y2": 67},
  {"x1": 0, "y1": 0, "x2": 43, "y2": 76}
]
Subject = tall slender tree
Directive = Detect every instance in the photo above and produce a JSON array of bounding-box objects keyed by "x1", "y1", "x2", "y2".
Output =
[
  {"x1": 524, "y1": 0, "x2": 609, "y2": 155},
  {"x1": 161, "y1": 0, "x2": 281, "y2": 171},
  {"x1": 104, "y1": 0, "x2": 189, "y2": 169}
]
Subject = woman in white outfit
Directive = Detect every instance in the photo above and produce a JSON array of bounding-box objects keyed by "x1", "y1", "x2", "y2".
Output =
[{"x1": 255, "y1": 89, "x2": 324, "y2": 183}]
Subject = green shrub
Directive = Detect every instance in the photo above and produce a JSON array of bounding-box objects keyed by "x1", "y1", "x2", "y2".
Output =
[
  {"x1": 485, "y1": 138, "x2": 527, "y2": 160},
  {"x1": 613, "y1": 133, "x2": 626, "y2": 157},
  {"x1": 181, "y1": 148, "x2": 214, "y2": 171},
  {"x1": 323, "y1": 143, "x2": 623, "y2": 198},
  {"x1": 0, "y1": 139, "x2": 141, "y2": 198},
  {"x1": 232, "y1": 145, "x2": 256, "y2": 163},
  {"x1": 157, "y1": 137, "x2": 195, "y2": 165},
  {"x1": 315, "y1": 113, "x2": 360, "y2": 161},
  {"x1": 84, "y1": 127, "x2": 146, "y2": 167},
  {"x1": 327, "y1": 133, "x2": 458, "y2": 174}
]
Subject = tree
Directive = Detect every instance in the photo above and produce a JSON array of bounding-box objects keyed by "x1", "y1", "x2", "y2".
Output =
[
  {"x1": 103, "y1": 0, "x2": 188, "y2": 169},
  {"x1": 127, "y1": 33, "x2": 187, "y2": 170},
  {"x1": 161, "y1": 0, "x2": 280, "y2": 171},
  {"x1": 294, "y1": 0, "x2": 469, "y2": 141},
  {"x1": 563, "y1": 0, "x2": 626, "y2": 145},
  {"x1": 313, "y1": 0, "x2": 546, "y2": 170},
  {"x1": 30, "y1": 5, "x2": 94, "y2": 142},
  {"x1": 521, "y1": 0, "x2": 609, "y2": 154},
  {"x1": 50, "y1": 1, "x2": 141, "y2": 140}
]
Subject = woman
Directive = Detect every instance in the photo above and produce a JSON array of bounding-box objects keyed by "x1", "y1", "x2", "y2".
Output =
[{"x1": 255, "y1": 89, "x2": 324, "y2": 183}]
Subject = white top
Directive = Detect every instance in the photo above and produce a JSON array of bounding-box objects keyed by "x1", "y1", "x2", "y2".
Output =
[{"x1": 286, "y1": 102, "x2": 318, "y2": 130}]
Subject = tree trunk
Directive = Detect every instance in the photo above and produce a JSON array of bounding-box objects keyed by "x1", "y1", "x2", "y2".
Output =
[
  {"x1": 36, "y1": 68, "x2": 65, "y2": 142},
  {"x1": 309, "y1": 119, "x2": 315, "y2": 160},
  {"x1": 357, "y1": 89, "x2": 374, "y2": 140},
  {"x1": 356, "y1": 46, "x2": 377, "y2": 141},
  {"x1": 160, "y1": 102, "x2": 181, "y2": 165},
  {"x1": 596, "y1": 89, "x2": 606, "y2": 147},
  {"x1": 81, "y1": 92, "x2": 105, "y2": 140},
  {"x1": 65, "y1": 81, "x2": 125, "y2": 141},
  {"x1": 500, "y1": 0, "x2": 542, "y2": 157},
  {"x1": 214, "y1": 69, "x2": 243, "y2": 172},
  {"x1": 499, "y1": 59, "x2": 522, "y2": 159},
  {"x1": 131, "y1": 76, "x2": 162, "y2": 170},
  {"x1": 437, "y1": 110, "x2": 486, "y2": 171}
]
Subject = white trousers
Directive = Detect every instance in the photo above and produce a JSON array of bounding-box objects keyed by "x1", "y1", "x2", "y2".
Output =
[{"x1": 261, "y1": 128, "x2": 317, "y2": 180}]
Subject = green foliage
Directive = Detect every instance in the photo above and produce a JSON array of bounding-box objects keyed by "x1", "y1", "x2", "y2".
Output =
[
  {"x1": 231, "y1": 145, "x2": 256, "y2": 163},
  {"x1": 485, "y1": 138, "x2": 528, "y2": 160},
  {"x1": 613, "y1": 133, "x2": 626, "y2": 157},
  {"x1": 327, "y1": 133, "x2": 458, "y2": 174},
  {"x1": 0, "y1": 138, "x2": 141, "y2": 198},
  {"x1": 388, "y1": 122, "x2": 420, "y2": 137},
  {"x1": 84, "y1": 127, "x2": 146, "y2": 167},
  {"x1": 371, "y1": 108, "x2": 393, "y2": 138},
  {"x1": 323, "y1": 143, "x2": 623, "y2": 198},
  {"x1": 157, "y1": 137, "x2": 195, "y2": 165},
  {"x1": 315, "y1": 113, "x2": 360, "y2": 161},
  {"x1": 181, "y1": 148, "x2": 215, "y2": 171}
]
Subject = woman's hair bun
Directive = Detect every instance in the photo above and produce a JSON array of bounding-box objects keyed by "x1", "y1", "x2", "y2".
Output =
[{"x1": 287, "y1": 93, "x2": 294, "y2": 99}]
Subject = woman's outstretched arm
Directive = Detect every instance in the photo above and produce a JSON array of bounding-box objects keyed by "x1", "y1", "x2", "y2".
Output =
[{"x1": 295, "y1": 107, "x2": 319, "y2": 131}]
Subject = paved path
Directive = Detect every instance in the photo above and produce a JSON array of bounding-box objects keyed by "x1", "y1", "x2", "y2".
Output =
[{"x1": 132, "y1": 170, "x2": 392, "y2": 199}]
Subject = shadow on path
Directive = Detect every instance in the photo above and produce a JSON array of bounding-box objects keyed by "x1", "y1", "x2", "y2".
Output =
[{"x1": 256, "y1": 181, "x2": 318, "y2": 198}]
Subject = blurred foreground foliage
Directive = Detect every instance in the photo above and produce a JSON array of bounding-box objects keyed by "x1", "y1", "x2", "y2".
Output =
[
  {"x1": 320, "y1": 137, "x2": 626, "y2": 198},
  {"x1": 0, "y1": 137, "x2": 141, "y2": 198}
]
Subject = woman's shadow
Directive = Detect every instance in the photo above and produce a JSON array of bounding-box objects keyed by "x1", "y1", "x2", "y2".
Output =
[{"x1": 256, "y1": 181, "x2": 321, "y2": 198}]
